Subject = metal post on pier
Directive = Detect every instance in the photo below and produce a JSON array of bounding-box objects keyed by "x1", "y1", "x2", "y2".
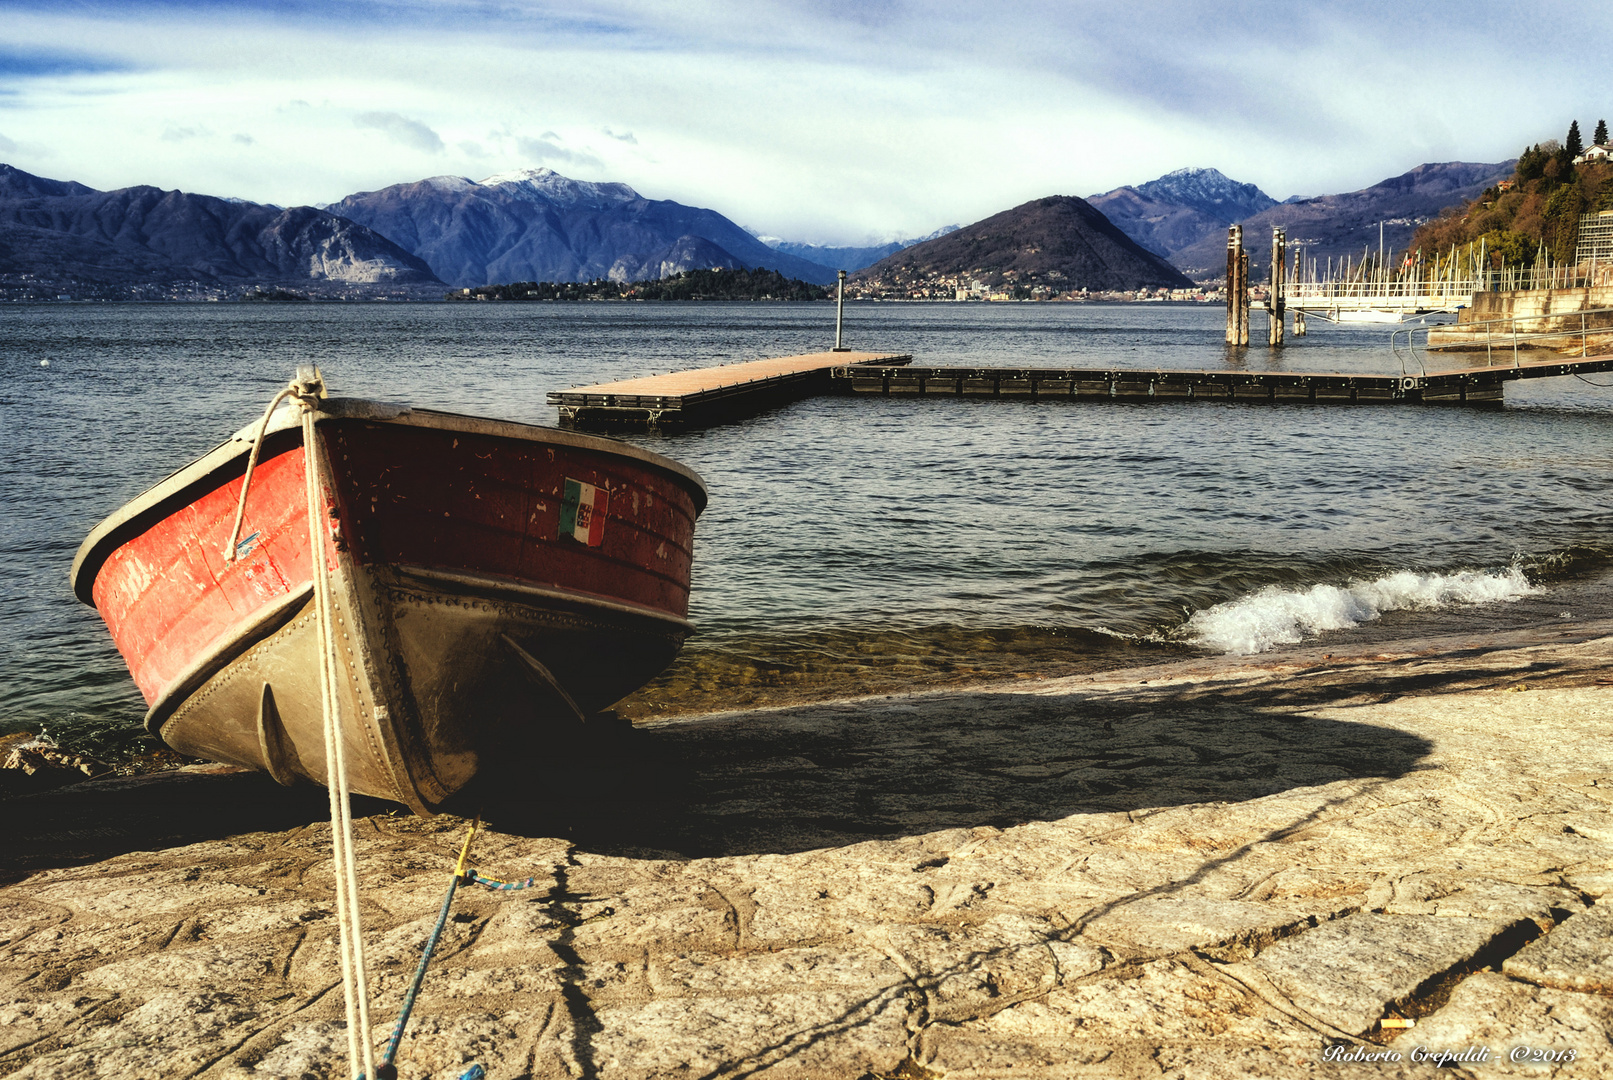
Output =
[
  {"x1": 1268, "y1": 226, "x2": 1286, "y2": 347},
  {"x1": 1292, "y1": 243, "x2": 1306, "y2": 336},
  {"x1": 832, "y1": 270, "x2": 850, "y2": 352},
  {"x1": 1242, "y1": 249, "x2": 1250, "y2": 344},
  {"x1": 1226, "y1": 226, "x2": 1249, "y2": 346}
]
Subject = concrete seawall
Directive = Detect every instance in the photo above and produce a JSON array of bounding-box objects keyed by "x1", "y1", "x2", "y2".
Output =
[
  {"x1": 1466, "y1": 284, "x2": 1613, "y2": 327},
  {"x1": 1429, "y1": 286, "x2": 1613, "y2": 351}
]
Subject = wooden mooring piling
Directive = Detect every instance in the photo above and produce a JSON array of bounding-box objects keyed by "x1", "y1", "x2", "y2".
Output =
[
  {"x1": 1225, "y1": 225, "x2": 1250, "y2": 346},
  {"x1": 1227, "y1": 224, "x2": 1295, "y2": 346}
]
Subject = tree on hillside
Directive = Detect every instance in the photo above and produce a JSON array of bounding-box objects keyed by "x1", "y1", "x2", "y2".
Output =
[
  {"x1": 1597, "y1": 119, "x2": 1609, "y2": 147},
  {"x1": 1474, "y1": 229, "x2": 1534, "y2": 267},
  {"x1": 1517, "y1": 143, "x2": 1551, "y2": 182},
  {"x1": 1566, "y1": 120, "x2": 1584, "y2": 158},
  {"x1": 1545, "y1": 183, "x2": 1586, "y2": 264}
]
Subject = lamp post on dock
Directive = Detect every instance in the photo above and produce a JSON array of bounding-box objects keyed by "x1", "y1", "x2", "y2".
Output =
[
  {"x1": 1268, "y1": 226, "x2": 1286, "y2": 347},
  {"x1": 1292, "y1": 242, "x2": 1307, "y2": 336},
  {"x1": 832, "y1": 270, "x2": 850, "y2": 352}
]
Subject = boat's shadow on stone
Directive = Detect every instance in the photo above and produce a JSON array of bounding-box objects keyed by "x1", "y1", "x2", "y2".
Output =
[
  {"x1": 4, "y1": 662, "x2": 1470, "y2": 880},
  {"x1": 466, "y1": 676, "x2": 1440, "y2": 859}
]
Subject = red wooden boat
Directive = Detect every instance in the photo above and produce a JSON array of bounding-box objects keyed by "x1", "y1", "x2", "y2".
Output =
[{"x1": 71, "y1": 375, "x2": 706, "y2": 813}]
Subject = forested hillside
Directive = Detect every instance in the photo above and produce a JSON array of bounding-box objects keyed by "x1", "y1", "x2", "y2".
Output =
[{"x1": 1414, "y1": 120, "x2": 1613, "y2": 265}]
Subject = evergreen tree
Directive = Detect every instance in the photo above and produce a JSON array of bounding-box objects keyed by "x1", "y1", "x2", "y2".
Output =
[
  {"x1": 1516, "y1": 143, "x2": 1549, "y2": 182},
  {"x1": 1566, "y1": 120, "x2": 1584, "y2": 158},
  {"x1": 1545, "y1": 183, "x2": 1585, "y2": 264},
  {"x1": 1597, "y1": 119, "x2": 1609, "y2": 147}
]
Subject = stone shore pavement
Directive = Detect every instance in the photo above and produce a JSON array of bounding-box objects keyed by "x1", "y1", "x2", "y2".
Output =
[{"x1": 3, "y1": 624, "x2": 1612, "y2": 1079}]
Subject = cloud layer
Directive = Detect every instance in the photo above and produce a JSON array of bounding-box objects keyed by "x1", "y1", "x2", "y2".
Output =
[
  {"x1": 0, "y1": 1, "x2": 1607, "y2": 244},
  {"x1": 355, "y1": 111, "x2": 444, "y2": 153}
]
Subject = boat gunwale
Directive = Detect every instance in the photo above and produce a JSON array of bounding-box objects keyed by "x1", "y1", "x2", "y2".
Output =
[{"x1": 69, "y1": 396, "x2": 710, "y2": 605}]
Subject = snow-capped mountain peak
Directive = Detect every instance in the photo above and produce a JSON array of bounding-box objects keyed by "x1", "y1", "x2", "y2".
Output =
[
  {"x1": 422, "y1": 175, "x2": 477, "y2": 193},
  {"x1": 1132, "y1": 167, "x2": 1276, "y2": 220},
  {"x1": 477, "y1": 167, "x2": 640, "y2": 207},
  {"x1": 478, "y1": 167, "x2": 558, "y2": 186}
]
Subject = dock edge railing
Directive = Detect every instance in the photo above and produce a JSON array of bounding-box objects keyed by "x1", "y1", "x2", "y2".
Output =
[{"x1": 1390, "y1": 306, "x2": 1613, "y2": 377}]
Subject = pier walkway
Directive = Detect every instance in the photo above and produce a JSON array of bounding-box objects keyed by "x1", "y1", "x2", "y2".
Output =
[
  {"x1": 549, "y1": 308, "x2": 1613, "y2": 430},
  {"x1": 549, "y1": 349, "x2": 910, "y2": 428},
  {"x1": 832, "y1": 351, "x2": 1613, "y2": 406},
  {"x1": 549, "y1": 348, "x2": 1613, "y2": 430},
  {"x1": 1282, "y1": 279, "x2": 1475, "y2": 321}
]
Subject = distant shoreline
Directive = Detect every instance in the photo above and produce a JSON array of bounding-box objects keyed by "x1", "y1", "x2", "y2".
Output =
[{"x1": 1, "y1": 294, "x2": 1226, "y2": 305}]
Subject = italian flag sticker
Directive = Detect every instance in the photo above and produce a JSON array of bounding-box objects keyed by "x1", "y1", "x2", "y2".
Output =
[{"x1": 559, "y1": 478, "x2": 608, "y2": 546}]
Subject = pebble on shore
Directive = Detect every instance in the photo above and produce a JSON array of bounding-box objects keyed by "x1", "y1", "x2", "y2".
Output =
[{"x1": 2, "y1": 624, "x2": 1611, "y2": 1079}]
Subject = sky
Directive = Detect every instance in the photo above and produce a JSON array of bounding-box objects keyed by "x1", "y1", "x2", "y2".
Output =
[{"x1": 0, "y1": 1, "x2": 1608, "y2": 246}]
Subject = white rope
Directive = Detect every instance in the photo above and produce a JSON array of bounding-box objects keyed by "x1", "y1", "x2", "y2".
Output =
[
  {"x1": 223, "y1": 385, "x2": 297, "y2": 562},
  {"x1": 296, "y1": 383, "x2": 376, "y2": 1080}
]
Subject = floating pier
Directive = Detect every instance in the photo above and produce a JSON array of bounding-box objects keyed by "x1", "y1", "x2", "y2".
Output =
[
  {"x1": 550, "y1": 299, "x2": 1613, "y2": 431},
  {"x1": 831, "y1": 351, "x2": 1613, "y2": 406},
  {"x1": 550, "y1": 350, "x2": 1613, "y2": 430},
  {"x1": 549, "y1": 350, "x2": 911, "y2": 428}
]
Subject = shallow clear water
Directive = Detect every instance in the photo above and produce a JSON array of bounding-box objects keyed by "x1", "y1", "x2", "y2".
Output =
[{"x1": 4, "y1": 301, "x2": 1612, "y2": 752}]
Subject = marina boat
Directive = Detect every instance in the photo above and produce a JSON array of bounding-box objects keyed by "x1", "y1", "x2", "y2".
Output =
[
  {"x1": 1331, "y1": 308, "x2": 1414, "y2": 324},
  {"x1": 71, "y1": 372, "x2": 706, "y2": 813}
]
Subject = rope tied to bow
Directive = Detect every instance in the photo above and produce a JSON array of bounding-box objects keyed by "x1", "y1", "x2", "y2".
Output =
[
  {"x1": 229, "y1": 370, "x2": 378, "y2": 1080},
  {"x1": 225, "y1": 375, "x2": 503, "y2": 1080},
  {"x1": 291, "y1": 368, "x2": 379, "y2": 1080},
  {"x1": 223, "y1": 367, "x2": 326, "y2": 563}
]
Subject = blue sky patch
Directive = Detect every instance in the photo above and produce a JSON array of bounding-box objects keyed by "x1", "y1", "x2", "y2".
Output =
[{"x1": 0, "y1": 47, "x2": 130, "y2": 79}]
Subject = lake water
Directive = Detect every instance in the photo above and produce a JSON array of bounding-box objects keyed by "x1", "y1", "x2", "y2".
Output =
[{"x1": 5, "y1": 301, "x2": 1612, "y2": 757}]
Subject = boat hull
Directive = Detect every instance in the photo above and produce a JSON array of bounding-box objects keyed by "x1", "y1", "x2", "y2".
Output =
[
  {"x1": 72, "y1": 399, "x2": 706, "y2": 812},
  {"x1": 1331, "y1": 309, "x2": 1412, "y2": 324}
]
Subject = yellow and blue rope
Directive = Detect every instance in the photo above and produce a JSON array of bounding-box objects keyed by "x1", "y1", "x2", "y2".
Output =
[{"x1": 367, "y1": 821, "x2": 491, "y2": 1080}]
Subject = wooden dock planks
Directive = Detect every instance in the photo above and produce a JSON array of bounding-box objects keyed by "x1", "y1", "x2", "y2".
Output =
[{"x1": 549, "y1": 350, "x2": 911, "y2": 428}]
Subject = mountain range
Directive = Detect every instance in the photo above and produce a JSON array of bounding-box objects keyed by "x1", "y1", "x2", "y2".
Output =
[
  {"x1": 0, "y1": 164, "x2": 437, "y2": 294},
  {"x1": 0, "y1": 158, "x2": 1521, "y2": 296},
  {"x1": 1088, "y1": 167, "x2": 1278, "y2": 260},
  {"x1": 1163, "y1": 161, "x2": 1516, "y2": 278},
  {"x1": 853, "y1": 195, "x2": 1192, "y2": 294},
  {"x1": 0, "y1": 163, "x2": 938, "y2": 296},
  {"x1": 327, "y1": 169, "x2": 843, "y2": 287},
  {"x1": 752, "y1": 227, "x2": 961, "y2": 273}
]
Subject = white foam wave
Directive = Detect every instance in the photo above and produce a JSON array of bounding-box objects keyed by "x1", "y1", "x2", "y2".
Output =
[{"x1": 1183, "y1": 566, "x2": 1542, "y2": 655}]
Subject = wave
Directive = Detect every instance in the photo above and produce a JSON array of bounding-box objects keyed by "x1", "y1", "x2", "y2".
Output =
[{"x1": 1181, "y1": 565, "x2": 1542, "y2": 655}]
